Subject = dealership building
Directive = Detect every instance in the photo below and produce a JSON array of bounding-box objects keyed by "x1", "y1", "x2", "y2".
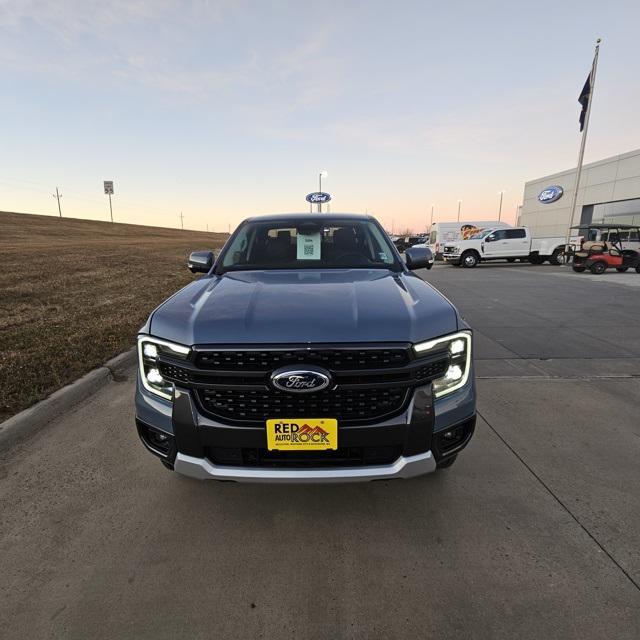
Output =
[{"x1": 518, "y1": 148, "x2": 640, "y2": 237}]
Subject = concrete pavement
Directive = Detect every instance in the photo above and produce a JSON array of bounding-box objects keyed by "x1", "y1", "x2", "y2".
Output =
[{"x1": 1, "y1": 262, "x2": 639, "y2": 639}]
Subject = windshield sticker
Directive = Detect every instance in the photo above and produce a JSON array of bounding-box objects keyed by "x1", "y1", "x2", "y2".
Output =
[{"x1": 297, "y1": 232, "x2": 321, "y2": 260}]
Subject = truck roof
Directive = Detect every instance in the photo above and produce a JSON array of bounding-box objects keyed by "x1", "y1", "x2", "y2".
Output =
[{"x1": 243, "y1": 212, "x2": 374, "y2": 223}]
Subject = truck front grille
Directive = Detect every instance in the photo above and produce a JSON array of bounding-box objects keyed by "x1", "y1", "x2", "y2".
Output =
[
  {"x1": 195, "y1": 347, "x2": 409, "y2": 371},
  {"x1": 197, "y1": 387, "x2": 408, "y2": 424},
  {"x1": 158, "y1": 344, "x2": 450, "y2": 426}
]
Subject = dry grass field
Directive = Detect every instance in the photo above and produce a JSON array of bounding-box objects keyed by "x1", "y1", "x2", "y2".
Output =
[{"x1": 0, "y1": 211, "x2": 228, "y2": 422}]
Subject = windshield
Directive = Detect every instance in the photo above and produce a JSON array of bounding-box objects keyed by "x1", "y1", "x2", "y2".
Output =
[{"x1": 216, "y1": 217, "x2": 401, "y2": 273}]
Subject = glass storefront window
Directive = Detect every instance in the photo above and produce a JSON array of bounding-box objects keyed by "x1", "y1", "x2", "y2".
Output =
[{"x1": 591, "y1": 198, "x2": 640, "y2": 226}]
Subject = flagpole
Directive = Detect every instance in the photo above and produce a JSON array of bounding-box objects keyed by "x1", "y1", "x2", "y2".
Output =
[{"x1": 563, "y1": 38, "x2": 602, "y2": 260}]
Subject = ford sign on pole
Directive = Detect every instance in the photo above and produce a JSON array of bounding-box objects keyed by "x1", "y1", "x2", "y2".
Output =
[
  {"x1": 306, "y1": 192, "x2": 331, "y2": 204},
  {"x1": 538, "y1": 185, "x2": 564, "y2": 204}
]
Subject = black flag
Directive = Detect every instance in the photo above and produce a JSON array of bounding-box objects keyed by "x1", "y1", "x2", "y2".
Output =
[{"x1": 578, "y1": 74, "x2": 591, "y2": 132}]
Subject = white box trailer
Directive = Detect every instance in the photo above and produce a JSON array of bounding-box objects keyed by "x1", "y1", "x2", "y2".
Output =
[{"x1": 427, "y1": 221, "x2": 511, "y2": 257}]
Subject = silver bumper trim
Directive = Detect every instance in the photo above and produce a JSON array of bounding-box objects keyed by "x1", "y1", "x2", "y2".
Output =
[{"x1": 173, "y1": 450, "x2": 437, "y2": 483}]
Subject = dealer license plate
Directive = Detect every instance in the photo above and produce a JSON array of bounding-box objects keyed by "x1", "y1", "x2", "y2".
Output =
[{"x1": 265, "y1": 418, "x2": 338, "y2": 451}]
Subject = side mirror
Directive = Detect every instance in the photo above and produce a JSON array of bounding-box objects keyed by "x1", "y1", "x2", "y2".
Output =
[
  {"x1": 405, "y1": 246, "x2": 434, "y2": 271},
  {"x1": 485, "y1": 234, "x2": 495, "y2": 242},
  {"x1": 188, "y1": 250, "x2": 214, "y2": 273}
]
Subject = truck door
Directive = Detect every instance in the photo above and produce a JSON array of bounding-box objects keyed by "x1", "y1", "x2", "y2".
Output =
[
  {"x1": 504, "y1": 228, "x2": 530, "y2": 255},
  {"x1": 482, "y1": 229, "x2": 508, "y2": 258}
]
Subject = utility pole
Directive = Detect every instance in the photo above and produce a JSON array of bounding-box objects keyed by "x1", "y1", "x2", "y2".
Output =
[
  {"x1": 179, "y1": 212, "x2": 185, "y2": 230},
  {"x1": 206, "y1": 223, "x2": 209, "y2": 232},
  {"x1": 430, "y1": 204, "x2": 434, "y2": 231},
  {"x1": 457, "y1": 200, "x2": 462, "y2": 222},
  {"x1": 52, "y1": 187, "x2": 62, "y2": 218}
]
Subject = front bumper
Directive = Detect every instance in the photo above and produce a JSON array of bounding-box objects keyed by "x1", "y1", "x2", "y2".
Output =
[
  {"x1": 135, "y1": 370, "x2": 476, "y2": 483},
  {"x1": 174, "y1": 450, "x2": 436, "y2": 483}
]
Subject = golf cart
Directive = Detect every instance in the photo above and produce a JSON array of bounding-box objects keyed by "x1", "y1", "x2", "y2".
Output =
[{"x1": 570, "y1": 224, "x2": 640, "y2": 274}]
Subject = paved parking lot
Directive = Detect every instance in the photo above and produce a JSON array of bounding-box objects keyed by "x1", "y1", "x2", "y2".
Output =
[{"x1": 1, "y1": 262, "x2": 639, "y2": 639}]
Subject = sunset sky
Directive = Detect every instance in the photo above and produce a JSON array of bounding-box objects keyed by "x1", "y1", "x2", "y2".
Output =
[{"x1": 2, "y1": 0, "x2": 640, "y2": 233}]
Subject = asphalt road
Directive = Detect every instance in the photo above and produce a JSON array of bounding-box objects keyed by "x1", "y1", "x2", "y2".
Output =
[{"x1": 1, "y1": 262, "x2": 639, "y2": 639}]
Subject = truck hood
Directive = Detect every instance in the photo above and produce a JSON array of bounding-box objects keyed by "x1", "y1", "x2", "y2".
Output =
[{"x1": 149, "y1": 269, "x2": 458, "y2": 345}]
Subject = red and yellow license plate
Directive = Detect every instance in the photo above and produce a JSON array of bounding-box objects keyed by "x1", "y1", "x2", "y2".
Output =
[{"x1": 266, "y1": 418, "x2": 338, "y2": 451}]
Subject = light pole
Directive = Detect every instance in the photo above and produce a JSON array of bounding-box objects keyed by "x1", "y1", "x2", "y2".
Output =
[
  {"x1": 457, "y1": 200, "x2": 462, "y2": 222},
  {"x1": 318, "y1": 170, "x2": 328, "y2": 212},
  {"x1": 430, "y1": 203, "x2": 434, "y2": 231},
  {"x1": 497, "y1": 190, "x2": 506, "y2": 221}
]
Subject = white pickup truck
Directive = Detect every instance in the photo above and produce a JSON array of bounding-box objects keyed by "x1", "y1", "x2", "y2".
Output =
[{"x1": 442, "y1": 227, "x2": 569, "y2": 268}]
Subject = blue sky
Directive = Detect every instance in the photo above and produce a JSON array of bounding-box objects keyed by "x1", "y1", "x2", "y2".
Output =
[{"x1": 1, "y1": 0, "x2": 639, "y2": 232}]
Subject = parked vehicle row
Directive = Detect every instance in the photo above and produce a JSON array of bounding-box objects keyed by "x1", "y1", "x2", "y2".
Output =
[{"x1": 392, "y1": 234, "x2": 428, "y2": 252}]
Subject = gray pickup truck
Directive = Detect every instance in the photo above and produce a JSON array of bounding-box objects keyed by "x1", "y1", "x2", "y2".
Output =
[{"x1": 135, "y1": 213, "x2": 476, "y2": 482}]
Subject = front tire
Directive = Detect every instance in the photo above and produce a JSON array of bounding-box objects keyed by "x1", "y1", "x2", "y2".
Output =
[
  {"x1": 572, "y1": 266, "x2": 586, "y2": 273},
  {"x1": 550, "y1": 247, "x2": 565, "y2": 265},
  {"x1": 590, "y1": 261, "x2": 607, "y2": 275},
  {"x1": 437, "y1": 455, "x2": 458, "y2": 470},
  {"x1": 461, "y1": 251, "x2": 479, "y2": 268}
]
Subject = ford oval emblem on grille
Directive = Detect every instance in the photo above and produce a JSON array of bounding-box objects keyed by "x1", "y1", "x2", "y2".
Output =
[{"x1": 271, "y1": 367, "x2": 331, "y2": 394}]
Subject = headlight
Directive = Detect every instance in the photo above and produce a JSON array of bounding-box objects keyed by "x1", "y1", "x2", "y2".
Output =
[
  {"x1": 137, "y1": 335, "x2": 190, "y2": 400},
  {"x1": 413, "y1": 331, "x2": 472, "y2": 398}
]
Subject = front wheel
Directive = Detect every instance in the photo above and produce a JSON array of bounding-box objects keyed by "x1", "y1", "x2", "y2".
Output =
[
  {"x1": 461, "y1": 251, "x2": 479, "y2": 268},
  {"x1": 616, "y1": 267, "x2": 629, "y2": 273},
  {"x1": 572, "y1": 266, "x2": 586, "y2": 272},
  {"x1": 590, "y1": 261, "x2": 607, "y2": 275}
]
